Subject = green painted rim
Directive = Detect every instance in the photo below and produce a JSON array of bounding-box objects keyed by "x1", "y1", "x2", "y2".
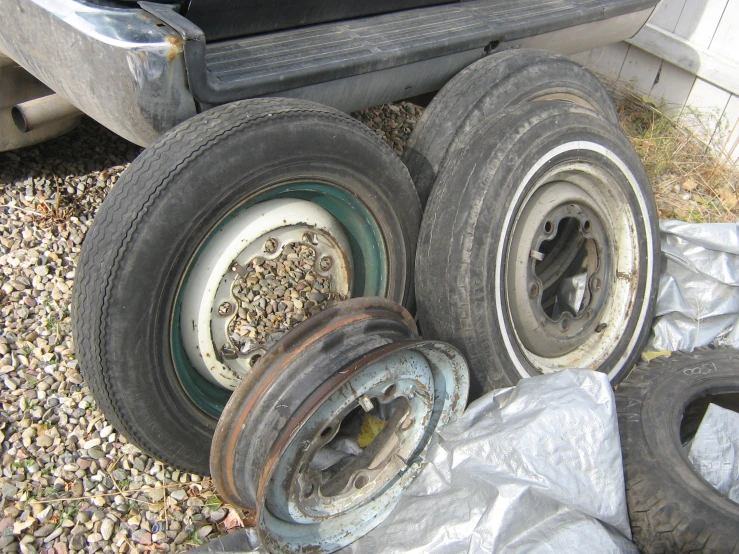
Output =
[{"x1": 171, "y1": 183, "x2": 388, "y2": 418}]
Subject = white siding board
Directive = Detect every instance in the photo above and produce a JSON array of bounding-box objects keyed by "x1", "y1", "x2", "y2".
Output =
[
  {"x1": 717, "y1": 94, "x2": 739, "y2": 163},
  {"x1": 627, "y1": 24, "x2": 739, "y2": 96},
  {"x1": 708, "y1": 0, "x2": 739, "y2": 61},
  {"x1": 586, "y1": 43, "x2": 630, "y2": 81},
  {"x1": 649, "y1": 61, "x2": 696, "y2": 118},
  {"x1": 673, "y1": 0, "x2": 728, "y2": 47},
  {"x1": 649, "y1": 0, "x2": 688, "y2": 32},
  {"x1": 618, "y1": 46, "x2": 663, "y2": 94},
  {"x1": 682, "y1": 78, "x2": 730, "y2": 143}
]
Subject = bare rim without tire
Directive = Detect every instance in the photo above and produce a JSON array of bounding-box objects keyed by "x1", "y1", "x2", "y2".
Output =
[{"x1": 211, "y1": 298, "x2": 468, "y2": 553}]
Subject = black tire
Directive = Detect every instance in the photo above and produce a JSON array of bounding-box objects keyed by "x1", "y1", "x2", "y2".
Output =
[
  {"x1": 416, "y1": 101, "x2": 659, "y2": 397},
  {"x1": 72, "y1": 98, "x2": 422, "y2": 474},
  {"x1": 403, "y1": 49, "x2": 619, "y2": 205},
  {"x1": 617, "y1": 348, "x2": 739, "y2": 553}
]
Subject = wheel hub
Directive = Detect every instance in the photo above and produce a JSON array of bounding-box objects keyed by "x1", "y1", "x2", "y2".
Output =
[
  {"x1": 508, "y1": 180, "x2": 612, "y2": 359},
  {"x1": 268, "y1": 348, "x2": 435, "y2": 521},
  {"x1": 180, "y1": 198, "x2": 353, "y2": 390},
  {"x1": 258, "y1": 340, "x2": 467, "y2": 553}
]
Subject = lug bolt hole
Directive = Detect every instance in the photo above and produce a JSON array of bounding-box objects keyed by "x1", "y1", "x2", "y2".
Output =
[
  {"x1": 264, "y1": 237, "x2": 278, "y2": 254},
  {"x1": 561, "y1": 319, "x2": 570, "y2": 331},
  {"x1": 401, "y1": 418, "x2": 414, "y2": 431},
  {"x1": 354, "y1": 475, "x2": 369, "y2": 489},
  {"x1": 320, "y1": 426, "x2": 333, "y2": 438},
  {"x1": 249, "y1": 354, "x2": 262, "y2": 366},
  {"x1": 221, "y1": 345, "x2": 238, "y2": 360},
  {"x1": 303, "y1": 483, "x2": 315, "y2": 498},
  {"x1": 384, "y1": 384, "x2": 397, "y2": 397},
  {"x1": 544, "y1": 220, "x2": 554, "y2": 234},
  {"x1": 583, "y1": 220, "x2": 591, "y2": 233},
  {"x1": 217, "y1": 302, "x2": 233, "y2": 317},
  {"x1": 319, "y1": 255, "x2": 333, "y2": 271},
  {"x1": 529, "y1": 283, "x2": 539, "y2": 298}
]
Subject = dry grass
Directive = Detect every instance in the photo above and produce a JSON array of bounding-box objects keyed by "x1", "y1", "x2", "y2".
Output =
[{"x1": 615, "y1": 86, "x2": 739, "y2": 223}]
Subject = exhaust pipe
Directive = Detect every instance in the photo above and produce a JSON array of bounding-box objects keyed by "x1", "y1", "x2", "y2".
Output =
[{"x1": 12, "y1": 94, "x2": 82, "y2": 133}]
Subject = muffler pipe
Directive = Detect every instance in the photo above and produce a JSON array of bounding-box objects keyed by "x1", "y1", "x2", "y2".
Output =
[{"x1": 12, "y1": 94, "x2": 82, "y2": 133}]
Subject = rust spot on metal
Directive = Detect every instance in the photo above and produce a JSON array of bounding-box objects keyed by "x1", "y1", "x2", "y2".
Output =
[
  {"x1": 210, "y1": 297, "x2": 468, "y2": 552},
  {"x1": 256, "y1": 340, "x2": 453, "y2": 503},
  {"x1": 166, "y1": 35, "x2": 183, "y2": 62}
]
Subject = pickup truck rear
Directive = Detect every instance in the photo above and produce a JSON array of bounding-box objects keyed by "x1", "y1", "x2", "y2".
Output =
[{"x1": 1, "y1": 0, "x2": 656, "y2": 148}]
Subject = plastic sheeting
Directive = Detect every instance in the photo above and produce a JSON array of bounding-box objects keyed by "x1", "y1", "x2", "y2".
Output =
[
  {"x1": 688, "y1": 403, "x2": 739, "y2": 504},
  {"x1": 648, "y1": 220, "x2": 739, "y2": 352},
  {"x1": 195, "y1": 369, "x2": 635, "y2": 554}
]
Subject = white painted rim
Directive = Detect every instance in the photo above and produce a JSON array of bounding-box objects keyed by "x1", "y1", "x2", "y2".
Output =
[
  {"x1": 495, "y1": 141, "x2": 655, "y2": 380},
  {"x1": 180, "y1": 198, "x2": 353, "y2": 390}
]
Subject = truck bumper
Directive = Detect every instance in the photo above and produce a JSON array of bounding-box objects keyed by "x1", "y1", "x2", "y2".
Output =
[{"x1": 0, "y1": 0, "x2": 197, "y2": 147}]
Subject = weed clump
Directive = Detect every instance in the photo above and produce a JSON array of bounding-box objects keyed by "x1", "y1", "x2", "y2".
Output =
[{"x1": 616, "y1": 87, "x2": 739, "y2": 223}]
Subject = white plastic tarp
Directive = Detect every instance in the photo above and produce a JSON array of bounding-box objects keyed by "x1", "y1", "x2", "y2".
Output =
[
  {"x1": 648, "y1": 220, "x2": 739, "y2": 351},
  {"x1": 688, "y1": 403, "x2": 739, "y2": 504}
]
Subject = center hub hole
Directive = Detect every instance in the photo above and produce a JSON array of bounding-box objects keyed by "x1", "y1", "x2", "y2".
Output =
[
  {"x1": 534, "y1": 217, "x2": 598, "y2": 320},
  {"x1": 311, "y1": 397, "x2": 407, "y2": 499},
  {"x1": 229, "y1": 241, "x2": 340, "y2": 357}
]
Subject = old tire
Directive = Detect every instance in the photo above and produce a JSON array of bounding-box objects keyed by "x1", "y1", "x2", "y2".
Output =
[
  {"x1": 403, "y1": 49, "x2": 619, "y2": 205},
  {"x1": 617, "y1": 348, "x2": 739, "y2": 553},
  {"x1": 416, "y1": 101, "x2": 659, "y2": 397},
  {"x1": 72, "y1": 98, "x2": 422, "y2": 474}
]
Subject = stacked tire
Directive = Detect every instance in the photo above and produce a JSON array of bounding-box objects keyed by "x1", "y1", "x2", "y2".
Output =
[{"x1": 406, "y1": 49, "x2": 660, "y2": 397}]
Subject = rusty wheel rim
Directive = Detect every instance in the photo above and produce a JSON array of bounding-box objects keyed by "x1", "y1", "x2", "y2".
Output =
[
  {"x1": 210, "y1": 298, "x2": 468, "y2": 553},
  {"x1": 210, "y1": 297, "x2": 418, "y2": 508}
]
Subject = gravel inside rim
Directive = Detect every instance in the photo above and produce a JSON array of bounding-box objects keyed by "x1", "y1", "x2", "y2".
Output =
[
  {"x1": 228, "y1": 243, "x2": 339, "y2": 355},
  {"x1": 0, "y1": 102, "x2": 419, "y2": 553}
]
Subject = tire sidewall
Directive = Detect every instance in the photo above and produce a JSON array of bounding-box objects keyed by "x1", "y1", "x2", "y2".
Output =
[{"x1": 404, "y1": 49, "x2": 619, "y2": 203}]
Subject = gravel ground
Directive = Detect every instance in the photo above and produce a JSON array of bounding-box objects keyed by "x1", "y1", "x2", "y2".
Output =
[{"x1": 0, "y1": 102, "x2": 420, "y2": 554}]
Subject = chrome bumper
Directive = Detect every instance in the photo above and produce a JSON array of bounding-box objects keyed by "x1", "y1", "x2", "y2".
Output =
[{"x1": 0, "y1": 0, "x2": 197, "y2": 146}]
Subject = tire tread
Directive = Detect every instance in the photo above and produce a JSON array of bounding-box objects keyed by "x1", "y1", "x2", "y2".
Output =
[{"x1": 616, "y1": 348, "x2": 739, "y2": 553}]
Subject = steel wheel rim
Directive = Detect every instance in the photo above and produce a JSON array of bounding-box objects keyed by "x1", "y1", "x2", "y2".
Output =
[
  {"x1": 171, "y1": 183, "x2": 389, "y2": 417},
  {"x1": 180, "y1": 198, "x2": 354, "y2": 390},
  {"x1": 256, "y1": 340, "x2": 468, "y2": 553},
  {"x1": 265, "y1": 348, "x2": 436, "y2": 521},
  {"x1": 504, "y1": 157, "x2": 640, "y2": 375}
]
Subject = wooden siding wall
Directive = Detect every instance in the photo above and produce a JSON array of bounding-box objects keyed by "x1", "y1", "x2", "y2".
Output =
[{"x1": 571, "y1": 0, "x2": 739, "y2": 163}]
